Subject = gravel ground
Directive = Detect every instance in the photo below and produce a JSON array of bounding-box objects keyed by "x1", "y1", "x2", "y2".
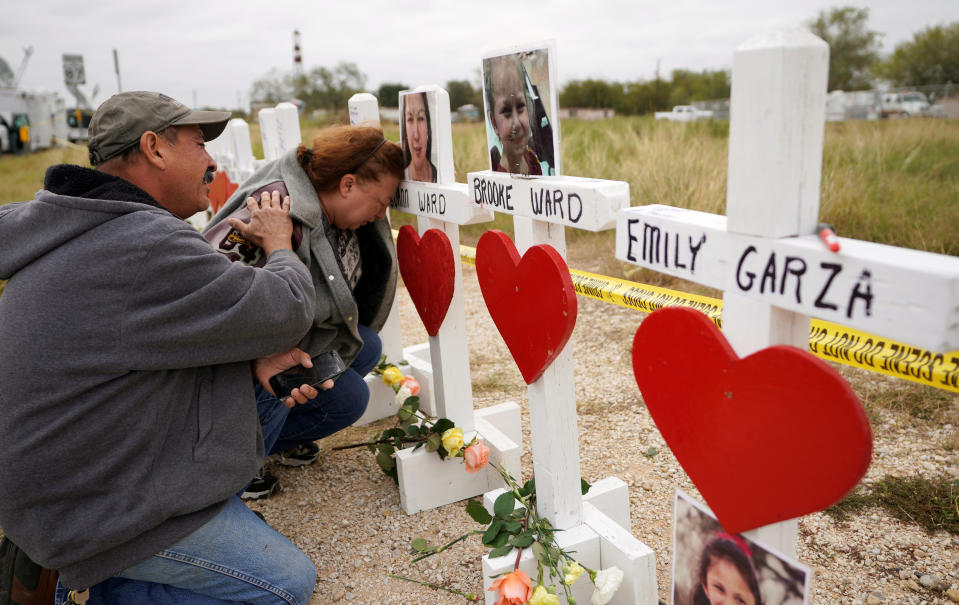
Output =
[{"x1": 251, "y1": 261, "x2": 959, "y2": 605}]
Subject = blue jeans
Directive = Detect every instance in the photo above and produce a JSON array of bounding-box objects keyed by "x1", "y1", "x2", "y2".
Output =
[
  {"x1": 55, "y1": 497, "x2": 315, "y2": 604},
  {"x1": 259, "y1": 325, "x2": 381, "y2": 455}
]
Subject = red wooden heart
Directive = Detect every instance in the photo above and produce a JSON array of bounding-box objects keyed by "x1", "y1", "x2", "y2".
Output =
[
  {"x1": 475, "y1": 230, "x2": 577, "y2": 384},
  {"x1": 396, "y1": 225, "x2": 456, "y2": 336},
  {"x1": 632, "y1": 307, "x2": 872, "y2": 534}
]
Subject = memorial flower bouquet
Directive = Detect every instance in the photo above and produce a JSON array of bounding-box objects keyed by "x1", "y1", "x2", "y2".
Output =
[
  {"x1": 340, "y1": 359, "x2": 623, "y2": 604},
  {"x1": 333, "y1": 358, "x2": 490, "y2": 482},
  {"x1": 409, "y1": 462, "x2": 623, "y2": 605}
]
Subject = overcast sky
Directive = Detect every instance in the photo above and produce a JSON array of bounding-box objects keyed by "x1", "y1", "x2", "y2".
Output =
[{"x1": 2, "y1": 0, "x2": 954, "y2": 111}]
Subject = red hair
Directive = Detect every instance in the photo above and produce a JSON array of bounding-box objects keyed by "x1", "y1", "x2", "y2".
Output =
[{"x1": 296, "y1": 124, "x2": 403, "y2": 193}]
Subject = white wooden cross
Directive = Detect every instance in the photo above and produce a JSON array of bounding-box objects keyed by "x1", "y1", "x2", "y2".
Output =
[
  {"x1": 348, "y1": 89, "x2": 523, "y2": 514},
  {"x1": 470, "y1": 146, "x2": 658, "y2": 602},
  {"x1": 615, "y1": 28, "x2": 959, "y2": 560}
]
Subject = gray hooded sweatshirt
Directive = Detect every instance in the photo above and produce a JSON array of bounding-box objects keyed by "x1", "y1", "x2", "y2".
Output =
[{"x1": 0, "y1": 165, "x2": 316, "y2": 588}]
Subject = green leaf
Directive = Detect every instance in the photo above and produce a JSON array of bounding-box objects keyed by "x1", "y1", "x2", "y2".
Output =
[
  {"x1": 482, "y1": 519, "x2": 503, "y2": 545},
  {"x1": 375, "y1": 450, "x2": 394, "y2": 473},
  {"x1": 466, "y1": 499, "x2": 493, "y2": 525},
  {"x1": 426, "y1": 432, "x2": 441, "y2": 452},
  {"x1": 489, "y1": 544, "x2": 514, "y2": 559},
  {"x1": 522, "y1": 478, "x2": 535, "y2": 496},
  {"x1": 406, "y1": 424, "x2": 421, "y2": 437},
  {"x1": 510, "y1": 531, "x2": 534, "y2": 548},
  {"x1": 397, "y1": 407, "x2": 415, "y2": 425},
  {"x1": 581, "y1": 478, "x2": 592, "y2": 495},
  {"x1": 411, "y1": 538, "x2": 430, "y2": 552},
  {"x1": 489, "y1": 531, "x2": 509, "y2": 548},
  {"x1": 503, "y1": 520, "x2": 523, "y2": 533},
  {"x1": 432, "y1": 418, "x2": 454, "y2": 435},
  {"x1": 494, "y1": 492, "x2": 516, "y2": 518},
  {"x1": 531, "y1": 541, "x2": 549, "y2": 564}
]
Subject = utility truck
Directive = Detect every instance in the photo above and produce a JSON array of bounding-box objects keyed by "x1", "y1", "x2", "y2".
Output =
[
  {"x1": 654, "y1": 105, "x2": 713, "y2": 122},
  {"x1": 880, "y1": 91, "x2": 930, "y2": 118}
]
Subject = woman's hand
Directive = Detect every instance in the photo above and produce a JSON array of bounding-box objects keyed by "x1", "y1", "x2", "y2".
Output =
[
  {"x1": 253, "y1": 347, "x2": 333, "y2": 408},
  {"x1": 228, "y1": 190, "x2": 294, "y2": 256}
]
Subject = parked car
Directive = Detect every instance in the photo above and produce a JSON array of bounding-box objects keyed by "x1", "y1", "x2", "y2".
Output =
[{"x1": 654, "y1": 105, "x2": 714, "y2": 122}]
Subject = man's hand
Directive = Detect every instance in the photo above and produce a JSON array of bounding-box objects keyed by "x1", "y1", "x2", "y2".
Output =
[
  {"x1": 228, "y1": 190, "x2": 294, "y2": 256},
  {"x1": 253, "y1": 347, "x2": 334, "y2": 408}
]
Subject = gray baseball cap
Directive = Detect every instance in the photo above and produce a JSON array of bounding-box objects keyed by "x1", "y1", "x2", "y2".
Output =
[{"x1": 88, "y1": 91, "x2": 231, "y2": 165}]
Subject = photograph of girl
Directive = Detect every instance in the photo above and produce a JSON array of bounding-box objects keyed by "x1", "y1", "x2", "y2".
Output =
[
  {"x1": 672, "y1": 489, "x2": 811, "y2": 605},
  {"x1": 399, "y1": 90, "x2": 437, "y2": 183},
  {"x1": 481, "y1": 46, "x2": 558, "y2": 176}
]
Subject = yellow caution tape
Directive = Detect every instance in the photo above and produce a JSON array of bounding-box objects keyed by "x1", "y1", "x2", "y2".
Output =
[{"x1": 392, "y1": 232, "x2": 959, "y2": 393}]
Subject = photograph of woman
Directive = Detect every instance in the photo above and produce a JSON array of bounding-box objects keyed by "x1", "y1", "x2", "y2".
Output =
[
  {"x1": 400, "y1": 90, "x2": 437, "y2": 183},
  {"x1": 672, "y1": 490, "x2": 811, "y2": 605},
  {"x1": 481, "y1": 46, "x2": 558, "y2": 176}
]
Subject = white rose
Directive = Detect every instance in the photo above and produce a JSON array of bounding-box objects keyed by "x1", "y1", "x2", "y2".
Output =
[
  {"x1": 590, "y1": 567, "x2": 624, "y2": 605},
  {"x1": 394, "y1": 384, "x2": 413, "y2": 406}
]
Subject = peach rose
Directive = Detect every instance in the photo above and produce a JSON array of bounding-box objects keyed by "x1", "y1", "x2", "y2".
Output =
[
  {"x1": 488, "y1": 569, "x2": 532, "y2": 605},
  {"x1": 400, "y1": 375, "x2": 420, "y2": 395},
  {"x1": 463, "y1": 440, "x2": 490, "y2": 474}
]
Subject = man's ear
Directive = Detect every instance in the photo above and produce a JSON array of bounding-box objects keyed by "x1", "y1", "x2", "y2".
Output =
[
  {"x1": 338, "y1": 173, "x2": 356, "y2": 197},
  {"x1": 140, "y1": 131, "x2": 165, "y2": 169}
]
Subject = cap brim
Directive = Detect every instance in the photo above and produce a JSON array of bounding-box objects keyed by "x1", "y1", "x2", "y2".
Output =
[{"x1": 172, "y1": 109, "x2": 232, "y2": 141}]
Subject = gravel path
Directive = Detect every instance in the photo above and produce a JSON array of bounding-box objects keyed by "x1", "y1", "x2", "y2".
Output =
[{"x1": 251, "y1": 262, "x2": 959, "y2": 605}]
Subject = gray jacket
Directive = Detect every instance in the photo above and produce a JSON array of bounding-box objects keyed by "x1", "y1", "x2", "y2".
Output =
[
  {"x1": 204, "y1": 149, "x2": 397, "y2": 365},
  {"x1": 0, "y1": 165, "x2": 316, "y2": 588}
]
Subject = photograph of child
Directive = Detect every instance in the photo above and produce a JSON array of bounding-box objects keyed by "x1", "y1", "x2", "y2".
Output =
[
  {"x1": 399, "y1": 89, "x2": 438, "y2": 183},
  {"x1": 481, "y1": 45, "x2": 558, "y2": 176},
  {"x1": 672, "y1": 489, "x2": 811, "y2": 605}
]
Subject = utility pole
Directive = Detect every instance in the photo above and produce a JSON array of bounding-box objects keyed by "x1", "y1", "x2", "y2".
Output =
[
  {"x1": 113, "y1": 49, "x2": 122, "y2": 93},
  {"x1": 293, "y1": 30, "x2": 303, "y2": 78}
]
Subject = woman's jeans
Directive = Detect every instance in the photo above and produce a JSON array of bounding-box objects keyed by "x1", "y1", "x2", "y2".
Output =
[
  {"x1": 259, "y1": 324, "x2": 381, "y2": 455},
  {"x1": 54, "y1": 497, "x2": 316, "y2": 604}
]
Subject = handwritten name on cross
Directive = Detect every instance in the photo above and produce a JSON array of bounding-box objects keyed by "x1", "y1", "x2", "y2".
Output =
[
  {"x1": 467, "y1": 169, "x2": 629, "y2": 529},
  {"x1": 618, "y1": 29, "x2": 958, "y2": 559}
]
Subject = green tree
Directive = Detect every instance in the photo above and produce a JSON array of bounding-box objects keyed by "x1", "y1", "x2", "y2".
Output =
[
  {"x1": 445, "y1": 80, "x2": 482, "y2": 110},
  {"x1": 249, "y1": 68, "x2": 294, "y2": 105},
  {"x1": 808, "y1": 6, "x2": 883, "y2": 91},
  {"x1": 878, "y1": 22, "x2": 959, "y2": 86},
  {"x1": 559, "y1": 79, "x2": 625, "y2": 110},
  {"x1": 250, "y1": 62, "x2": 367, "y2": 111},
  {"x1": 667, "y1": 69, "x2": 730, "y2": 107},
  {"x1": 301, "y1": 62, "x2": 368, "y2": 111},
  {"x1": 376, "y1": 83, "x2": 409, "y2": 107}
]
